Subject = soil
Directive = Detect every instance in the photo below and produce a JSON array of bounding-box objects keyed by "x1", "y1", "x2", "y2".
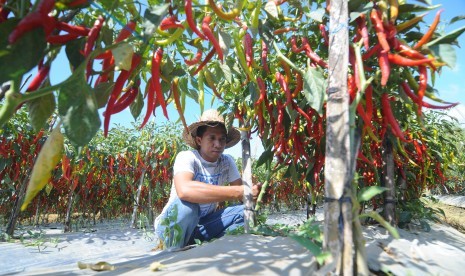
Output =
[{"x1": 427, "y1": 201, "x2": 465, "y2": 234}]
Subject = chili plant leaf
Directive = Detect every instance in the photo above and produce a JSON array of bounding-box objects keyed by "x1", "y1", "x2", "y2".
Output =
[
  {"x1": 58, "y1": 64, "x2": 100, "y2": 147},
  {"x1": 358, "y1": 186, "x2": 389, "y2": 202},
  {"x1": 302, "y1": 67, "x2": 326, "y2": 116},
  {"x1": 0, "y1": 19, "x2": 47, "y2": 85},
  {"x1": 65, "y1": 37, "x2": 86, "y2": 71},
  {"x1": 429, "y1": 44, "x2": 456, "y2": 69},
  {"x1": 426, "y1": 26, "x2": 465, "y2": 47},
  {"x1": 27, "y1": 85, "x2": 56, "y2": 132},
  {"x1": 94, "y1": 82, "x2": 114, "y2": 108},
  {"x1": 130, "y1": 89, "x2": 144, "y2": 120},
  {"x1": 112, "y1": 42, "x2": 134, "y2": 71},
  {"x1": 360, "y1": 211, "x2": 400, "y2": 239},
  {"x1": 21, "y1": 125, "x2": 64, "y2": 211},
  {"x1": 142, "y1": 3, "x2": 170, "y2": 37}
]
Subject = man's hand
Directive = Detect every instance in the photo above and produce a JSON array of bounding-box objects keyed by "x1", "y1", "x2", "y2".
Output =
[{"x1": 252, "y1": 182, "x2": 262, "y2": 201}]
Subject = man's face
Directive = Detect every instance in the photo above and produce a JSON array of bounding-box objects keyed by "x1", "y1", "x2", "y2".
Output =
[{"x1": 196, "y1": 125, "x2": 227, "y2": 162}]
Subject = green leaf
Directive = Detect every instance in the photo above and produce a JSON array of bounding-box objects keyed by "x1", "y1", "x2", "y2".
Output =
[
  {"x1": 398, "y1": 3, "x2": 441, "y2": 13},
  {"x1": 58, "y1": 64, "x2": 101, "y2": 146},
  {"x1": 256, "y1": 147, "x2": 273, "y2": 168},
  {"x1": 430, "y1": 44, "x2": 456, "y2": 69},
  {"x1": 0, "y1": 19, "x2": 47, "y2": 84},
  {"x1": 288, "y1": 234, "x2": 330, "y2": 265},
  {"x1": 94, "y1": 82, "x2": 114, "y2": 108},
  {"x1": 65, "y1": 37, "x2": 86, "y2": 71},
  {"x1": 450, "y1": 15, "x2": 465, "y2": 25},
  {"x1": 27, "y1": 89, "x2": 56, "y2": 132},
  {"x1": 112, "y1": 42, "x2": 134, "y2": 71},
  {"x1": 219, "y1": 62, "x2": 233, "y2": 83},
  {"x1": 130, "y1": 89, "x2": 144, "y2": 120},
  {"x1": 426, "y1": 26, "x2": 465, "y2": 47},
  {"x1": 218, "y1": 30, "x2": 231, "y2": 59},
  {"x1": 302, "y1": 67, "x2": 326, "y2": 116},
  {"x1": 142, "y1": 4, "x2": 170, "y2": 37},
  {"x1": 358, "y1": 186, "x2": 389, "y2": 202}
]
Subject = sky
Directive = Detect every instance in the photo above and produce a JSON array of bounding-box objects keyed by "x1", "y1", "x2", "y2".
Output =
[{"x1": 45, "y1": 1, "x2": 465, "y2": 160}]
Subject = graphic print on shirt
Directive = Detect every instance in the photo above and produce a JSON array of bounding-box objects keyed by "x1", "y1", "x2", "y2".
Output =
[{"x1": 194, "y1": 172, "x2": 221, "y2": 185}]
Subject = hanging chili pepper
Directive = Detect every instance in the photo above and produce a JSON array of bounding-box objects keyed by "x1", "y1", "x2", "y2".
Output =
[
  {"x1": 319, "y1": 24, "x2": 329, "y2": 47},
  {"x1": 192, "y1": 48, "x2": 215, "y2": 75},
  {"x1": 84, "y1": 16, "x2": 105, "y2": 80},
  {"x1": 291, "y1": 72, "x2": 303, "y2": 98},
  {"x1": 290, "y1": 36, "x2": 305, "y2": 53},
  {"x1": 104, "y1": 53, "x2": 141, "y2": 136},
  {"x1": 356, "y1": 14, "x2": 369, "y2": 50},
  {"x1": 417, "y1": 65, "x2": 428, "y2": 115},
  {"x1": 26, "y1": 65, "x2": 50, "y2": 92},
  {"x1": 381, "y1": 93, "x2": 408, "y2": 143},
  {"x1": 378, "y1": 50, "x2": 390, "y2": 86},
  {"x1": 151, "y1": 47, "x2": 169, "y2": 119},
  {"x1": 370, "y1": 8, "x2": 390, "y2": 53},
  {"x1": 201, "y1": 16, "x2": 223, "y2": 62},
  {"x1": 8, "y1": 12, "x2": 57, "y2": 44},
  {"x1": 115, "y1": 20, "x2": 137, "y2": 42},
  {"x1": 159, "y1": 16, "x2": 184, "y2": 30},
  {"x1": 302, "y1": 37, "x2": 327, "y2": 68},
  {"x1": 261, "y1": 40, "x2": 270, "y2": 73},
  {"x1": 273, "y1": 27, "x2": 298, "y2": 35},
  {"x1": 184, "y1": 49, "x2": 203, "y2": 66},
  {"x1": 109, "y1": 78, "x2": 140, "y2": 115},
  {"x1": 185, "y1": 0, "x2": 207, "y2": 40},
  {"x1": 275, "y1": 72, "x2": 292, "y2": 107},
  {"x1": 47, "y1": 33, "x2": 80, "y2": 44},
  {"x1": 387, "y1": 53, "x2": 434, "y2": 67},
  {"x1": 56, "y1": 21, "x2": 90, "y2": 36},
  {"x1": 414, "y1": 9, "x2": 443, "y2": 49},
  {"x1": 244, "y1": 32, "x2": 253, "y2": 67},
  {"x1": 400, "y1": 81, "x2": 458, "y2": 110}
]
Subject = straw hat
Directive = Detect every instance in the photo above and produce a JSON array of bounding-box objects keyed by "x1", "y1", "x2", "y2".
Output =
[{"x1": 182, "y1": 109, "x2": 241, "y2": 149}]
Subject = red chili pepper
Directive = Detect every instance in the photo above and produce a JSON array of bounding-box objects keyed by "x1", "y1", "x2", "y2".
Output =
[
  {"x1": 356, "y1": 14, "x2": 369, "y2": 50},
  {"x1": 8, "y1": 13, "x2": 44, "y2": 44},
  {"x1": 370, "y1": 8, "x2": 390, "y2": 53},
  {"x1": 115, "y1": 21, "x2": 136, "y2": 43},
  {"x1": 185, "y1": 0, "x2": 207, "y2": 40},
  {"x1": 414, "y1": 9, "x2": 443, "y2": 49},
  {"x1": 261, "y1": 40, "x2": 270, "y2": 73},
  {"x1": 95, "y1": 56, "x2": 114, "y2": 85},
  {"x1": 387, "y1": 53, "x2": 434, "y2": 66},
  {"x1": 151, "y1": 47, "x2": 169, "y2": 119},
  {"x1": 417, "y1": 65, "x2": 427, "y2": 115},
  {"x1": 192, "y1": 48, "x2": 215, "y2": 75},
  {"x1": 84, "y1": 16, "x2": 105, "y2": 56},
  {"x1": 381, "y1": 93, "x2": 408, "y2": 143},
  {"x1": 160, "y1": 16, "x2": 184, "y2": 30},
  {"x1": 378, "y1": 50, "x2": 390, "y2": 86},
  {"x1": 84, "y1": 15, "x2": 105, "y2": 80},
  {"x1": 302, "y1": 37, "x2": 327, "y2": 68},
  {"x1": 362, "y1": 44, "x2": 381, "y2": 60},
  {"x1": 26, "y1": 65, "x2": 50, "y2": 91},
  {"x1": 184, "y1": 49, "x2": 203, "y2": 66},
  {"x1": 291, "y1": 72, "x2": 303, "y2": 98},
  {"x1": 109, "y1": 83, "x2": 139, "y2": 115},
  {"x1": 1, "y1": 1, "x2": 11, "y2": 23},
  {"x1": 37, "y1": 0, "x2": 55, "y2": 15},
  {"x1": 67, "y1": 0, "x2": 89, "y2": 8},
  {"x1": 201, "y1": 16, "x2": 223, "y2": 62},
  {"x1": 319, "y1": 24, "x2": 329, "y2": 47},
  {"x1": 47, "y1": 33, "x2": 80, "y2": 44},
  {"x1": 56, "y1": 21, "x2": 90, "y2": 36},
  {"x1": 400, "y1": 81, "x2": 458, "y2": 110},
  {"x1": 243, "y1": 32, "x2": 253, "y2": 67},
  {"x1": 104, "y1": 53, "x2": 141, "y2": 136},
  {"x1": 275, "y1": 72, "x2": 292, "y2": 107}
]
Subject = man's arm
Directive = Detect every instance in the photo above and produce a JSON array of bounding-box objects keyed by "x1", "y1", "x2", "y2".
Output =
[{"x1": 174, "y1": 171, "x2": 244, "y2": 203}]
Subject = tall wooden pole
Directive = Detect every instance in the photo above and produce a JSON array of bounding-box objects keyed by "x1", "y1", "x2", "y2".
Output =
[
  {"x1": 324, "y1": 0, "x2": 353, "y2": 274},
  {"x1": 241, "y1": 129, "x2": 254, "y2": 233}
]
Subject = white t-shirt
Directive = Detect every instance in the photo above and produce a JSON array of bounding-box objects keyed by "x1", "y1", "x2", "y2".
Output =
[{"x1": 155, "y1": 150, "x2": 241, "y2": 225}]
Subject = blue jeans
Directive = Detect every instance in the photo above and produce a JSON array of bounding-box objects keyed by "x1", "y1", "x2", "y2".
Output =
[{"x1": 154, "y1": 198, "x2": 244, "y2": 249}]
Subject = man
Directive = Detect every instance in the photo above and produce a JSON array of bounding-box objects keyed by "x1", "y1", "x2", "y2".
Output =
[{"x1": 154, "y1": 109, "x2": 261, "y2": 250}]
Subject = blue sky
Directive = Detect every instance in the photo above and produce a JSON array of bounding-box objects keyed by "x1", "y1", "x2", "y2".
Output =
[{"x1": 45, "y1": 1, "x2": 465, "y2": 159}]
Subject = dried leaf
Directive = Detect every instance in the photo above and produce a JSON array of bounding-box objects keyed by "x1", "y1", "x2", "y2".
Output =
[
  {"x1": 77, "y1": 261, "x2": 115, "y2": 271},
  {"x1": 21, "y1": 124, "x2": 64, "y2": 211},
  {"x1": 149, "y1": 261, "x2": 165, "y2": 271}
]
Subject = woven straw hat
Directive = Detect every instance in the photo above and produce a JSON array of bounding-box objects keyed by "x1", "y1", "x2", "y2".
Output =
[{"x1": 182, "y1": 109, "x2": 241, "y2": 149}]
